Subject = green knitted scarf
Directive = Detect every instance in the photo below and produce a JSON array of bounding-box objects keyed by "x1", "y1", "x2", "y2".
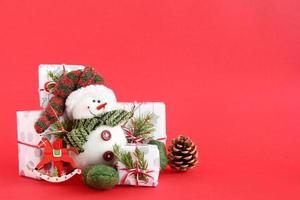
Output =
[{"x1": 64, "y1": 109, "x2": 133, "y2": 152}]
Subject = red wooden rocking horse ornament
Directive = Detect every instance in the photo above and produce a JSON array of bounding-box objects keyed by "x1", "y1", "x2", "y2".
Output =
[{"x1": 33, "y1": 137, "x2": 81, "y2": 183}]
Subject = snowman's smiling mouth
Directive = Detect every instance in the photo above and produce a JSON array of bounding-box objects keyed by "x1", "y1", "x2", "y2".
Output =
[
  {"x1": 88, "y1": 103, "x2": 107, "y2": 117},
  {"x1": 88, "y1": 108, "x2": 97, "y2": 117}
]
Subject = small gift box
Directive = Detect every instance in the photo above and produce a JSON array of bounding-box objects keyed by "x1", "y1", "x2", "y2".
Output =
[
  {"x1": 38, "y1": 64, "x2": 85, "y2": 108},
  {"x1": 17, "y1": 111, "x2": 55, "y2": 179},
  {"x1": 114, "y1": 144, "x2": 160, "y2": 187}
]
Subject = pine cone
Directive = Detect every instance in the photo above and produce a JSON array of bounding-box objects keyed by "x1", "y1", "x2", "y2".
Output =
[{"x1": 168, "y1": 135, "x2": 198, "y2": 172}]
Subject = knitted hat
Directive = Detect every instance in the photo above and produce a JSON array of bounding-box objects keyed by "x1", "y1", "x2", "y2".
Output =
[{"x1": 35, "y1": 67, "x2": 104, "y2": 133}]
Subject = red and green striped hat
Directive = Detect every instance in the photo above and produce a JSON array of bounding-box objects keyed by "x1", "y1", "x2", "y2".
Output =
[{"x1": 34, "y1": 67, "x2": 104, "y2": 133}]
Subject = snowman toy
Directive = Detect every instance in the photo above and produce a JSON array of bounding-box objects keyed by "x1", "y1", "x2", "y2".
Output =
[{"x1": 65, "y1": 84, "x2": 129, "y2": 168}]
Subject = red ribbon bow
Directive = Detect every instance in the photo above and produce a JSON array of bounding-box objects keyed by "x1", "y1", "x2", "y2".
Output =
[
  {"x1": 123, "y1": 127, "x2": 144, "y2": 144},
  {"x1": 122, "y1": 126, "x2": 166, "y2": 144},
  {"x1": 40, "y1": 65, "x2": 66, "y2": 93},
  {"x1": 119, "y1": 162, "x2": 155, "y2": 186}
]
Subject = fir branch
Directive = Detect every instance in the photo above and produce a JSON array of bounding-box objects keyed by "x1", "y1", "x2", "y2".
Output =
[
  {"x1": 133, "y1": 148, "x2": 148, "y2": 181},
  {"x1": 52, "y1": 167, "x2": 58, "y2": 177},
  {"x1": 129, "y1": 113, "x2": 155, "y2": 141},
  {"x1": 113, "y1": 144, "x2": 121, "y2": 159},
  {"x1": 48, "y1": 70, "x2": 64, "y2": 82},
  {"x1": 48, "y1": 119, "x2": 72, "y2": 137},
  {"x1": 113, "y1": 145, "x2": 134, "y2": 169},
  {"x1": 113, "y1": 145, "x2": 149, "y2": 182}
]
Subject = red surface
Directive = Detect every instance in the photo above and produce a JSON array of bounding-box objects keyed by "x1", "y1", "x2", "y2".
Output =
[{"x1": 1, "y1": 0, "x2": 300, "y2": 199}]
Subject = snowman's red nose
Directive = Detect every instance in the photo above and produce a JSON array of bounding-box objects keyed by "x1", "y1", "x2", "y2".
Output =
[{"x1": 96, "y1": 103, "x2": 107, "y2": 110}]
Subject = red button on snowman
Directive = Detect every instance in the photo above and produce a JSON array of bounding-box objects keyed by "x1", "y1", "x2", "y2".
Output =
[{"x1": 65, "y1": 85, "x2": 128, "y2": 169}]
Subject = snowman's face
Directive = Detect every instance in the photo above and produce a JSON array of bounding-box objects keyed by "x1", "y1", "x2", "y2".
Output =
[{"x1": 66, "y1": 85, "x2": 117, "y2": 120}]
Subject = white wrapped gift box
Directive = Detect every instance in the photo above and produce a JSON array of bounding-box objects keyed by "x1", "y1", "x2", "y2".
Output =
[
  {"x1": 17, "y1": 111, "x2": 55, "y2": 180},
  {"x1": 116, "y1": 144, "x2": 160, "y2": 187}
]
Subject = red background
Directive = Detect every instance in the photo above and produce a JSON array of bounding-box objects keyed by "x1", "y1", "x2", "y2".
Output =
[{"x1": 0, "y1": 0, "x2": 300, "y2": 199}]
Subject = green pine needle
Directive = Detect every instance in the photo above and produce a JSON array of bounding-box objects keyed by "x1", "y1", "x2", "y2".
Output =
[
  {"x1": 49, "y1": 119, "x2": 72, "y2": 137},
  {"x1": 113, "y1": 145, "x2": 149, "y2": 182},
  {"x1": 113, "y1": 145, "x2": 135, "y2": 169},
  {"x1": 48, "y1": 70, "x2": 64, "y2": 82},
  {"x1": 52, "y1": 167, "x2": 58, "y2": 177},
  {"x1": 129, "y1": 113, "x2": 155, "y2": 141}
]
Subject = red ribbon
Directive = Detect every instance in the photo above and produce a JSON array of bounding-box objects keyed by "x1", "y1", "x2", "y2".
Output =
[
  {"x1": 119, "y1": 162, "x2": 155, "y2": 186},
  {"x1": 155, "y1": 137, "x2": 166, "y2": 141},
  {"x1": 43, "y1": 81, "x2": 57, "y2": 93},
  {"x1": 123, "y1": 127, "x2": 144, "y2": 144},
  {"x1": 122, "y1": 127, "x2": 166, "y2": 144},
  {"x1": 17, "y1": 141, "x2": 39, "y2": 148},
  {"x1": 39, "y1": 65, "x2": 66, "y2": 93}
]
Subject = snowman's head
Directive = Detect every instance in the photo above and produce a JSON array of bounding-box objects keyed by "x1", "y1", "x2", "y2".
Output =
[{"x1": 65, "y1": 85, "x2": 117, "y2": 120}]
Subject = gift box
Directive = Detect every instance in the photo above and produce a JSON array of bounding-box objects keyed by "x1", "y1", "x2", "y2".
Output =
[
  {"x1": 115, "y1": 144, "x2": 160, "y2": 187},
  {"x1": 17, "y1": 110, "x2": 55, "y2": 179},
  {"x1": 38, "y1": 64, "x2": 85, "y2": 108}
]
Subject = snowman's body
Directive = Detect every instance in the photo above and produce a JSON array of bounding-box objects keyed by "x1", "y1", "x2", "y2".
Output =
[
  {"x1": 65, "y1": 85, "x2": 128, "y2": 169},
  {"x1": 73, "y1": 125, "x2": 127, "y2": 169}
]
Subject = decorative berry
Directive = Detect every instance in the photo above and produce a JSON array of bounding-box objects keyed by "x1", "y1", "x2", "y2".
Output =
[
  {"x1": 103, "y1": 151, "x2": 114, "y2": 161},
  {"x1": 101, "y1": 130, "x2": 111, "y2": 141}
]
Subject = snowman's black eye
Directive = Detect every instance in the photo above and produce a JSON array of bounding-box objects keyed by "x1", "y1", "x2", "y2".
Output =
[
  {"x1": 97, "y1": 100, "x2": 101, "y2": 103},
  {"x1": 92, "y1": 99, "x2": 96, "y2": 103}
]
